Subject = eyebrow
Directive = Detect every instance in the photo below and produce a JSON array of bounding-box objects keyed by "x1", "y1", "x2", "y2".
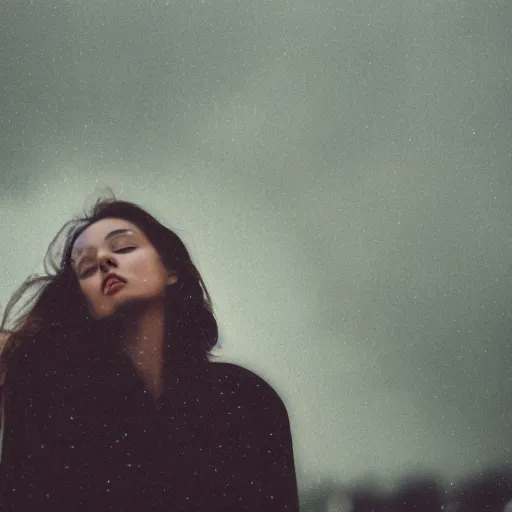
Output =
[{"x1": 71, "y1": 229, "x2": 136, "y2": 264}]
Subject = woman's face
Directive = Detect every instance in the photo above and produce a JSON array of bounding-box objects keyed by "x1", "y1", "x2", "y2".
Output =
[{"x1": 71, "y1": 217, "x2": 178, "y2": 320}]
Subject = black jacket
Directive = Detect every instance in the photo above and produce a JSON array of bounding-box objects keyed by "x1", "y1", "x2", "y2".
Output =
[{"x1": 0, "y1": 349, "x2": 299, "y2": 511}]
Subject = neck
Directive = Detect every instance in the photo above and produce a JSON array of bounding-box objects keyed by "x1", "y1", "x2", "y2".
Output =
[{"x1": 119, "y1": 300, "x2": 167, "y2": 400}]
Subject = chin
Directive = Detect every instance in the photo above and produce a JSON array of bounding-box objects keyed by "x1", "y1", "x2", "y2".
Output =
[
  {"x1": 89, "y1": 301, "x2": 118, "y2": 321},
  {"x1": 91, "y1": 294, "x2": 156, "y2": 322},
  {"x1": 104, "y1": 297, "x2": 144, "y2": 319},
  {"x1": 91, "y1": 310, "x2": 114, "y2": 322}
]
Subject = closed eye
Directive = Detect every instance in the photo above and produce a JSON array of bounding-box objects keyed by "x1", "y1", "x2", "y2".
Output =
[{"x1": 78, "y1": 247, "x2": 136, "y2": 278}]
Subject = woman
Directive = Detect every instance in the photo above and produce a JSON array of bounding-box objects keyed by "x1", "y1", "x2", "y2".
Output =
[{"x1": 0, "y1": 192, "x2": 299, "y2": 511}]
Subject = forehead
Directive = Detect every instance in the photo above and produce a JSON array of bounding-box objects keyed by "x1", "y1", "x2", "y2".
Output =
[{"x1": 71, "y1": 218, "x2": 142, "y2": 256}]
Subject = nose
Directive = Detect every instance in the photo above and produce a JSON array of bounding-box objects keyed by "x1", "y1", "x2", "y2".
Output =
[{"x1": 98, "y1": 254, "x2": 116, "y2": 272}]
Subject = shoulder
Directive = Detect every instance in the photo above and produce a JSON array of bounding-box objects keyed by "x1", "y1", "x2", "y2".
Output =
[
  {"x1": 202, "y1": 361, "x2": 290, "y2": 418},
  {"x1": 205, "y1": 361, "x2": 281, "y2": 397}
]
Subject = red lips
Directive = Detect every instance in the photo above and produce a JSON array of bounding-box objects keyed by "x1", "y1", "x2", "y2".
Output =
[{"x1": 102, "y1": 272, "x2": 126, "y2": 293}]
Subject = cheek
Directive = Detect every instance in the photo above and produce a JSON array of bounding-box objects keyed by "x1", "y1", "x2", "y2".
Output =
[
  {"x1": 80, "y1": 280, "x2": 99, "y2": 301},
  {"x1": 76, "y1": 284, "x2": 98, "y2": 318},
  {"x1": 139, "y1": 270, "x2": 168, "y2": 292},
  {"x1": 135, "y1": 260, "x2": 165, "y2": 283}
]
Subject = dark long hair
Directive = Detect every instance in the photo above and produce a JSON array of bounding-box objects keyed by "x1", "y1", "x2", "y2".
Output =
[{"x1": 0, "y1": 189, "x2": 219, "y2": 388}]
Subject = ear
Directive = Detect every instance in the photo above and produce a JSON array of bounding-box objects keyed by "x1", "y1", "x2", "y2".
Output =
[{"x1": 167, "y1": 270, "x2": 179, "y2": 286}]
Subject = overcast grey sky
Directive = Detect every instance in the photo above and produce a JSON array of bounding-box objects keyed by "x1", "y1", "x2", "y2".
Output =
[{"x1": 1, "y1": 0, "x2": 511, "y2": 494}]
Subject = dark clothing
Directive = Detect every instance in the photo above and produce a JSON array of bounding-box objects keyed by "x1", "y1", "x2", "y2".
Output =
[{"x1": 0, "y1": 349, "x2": 299, "y2": 511}]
